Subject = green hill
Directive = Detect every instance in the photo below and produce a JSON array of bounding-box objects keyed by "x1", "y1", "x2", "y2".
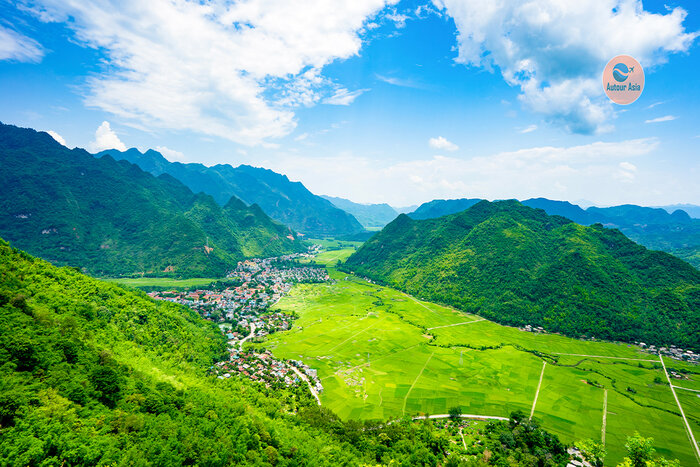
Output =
[
  {"x1": 0, "y1": 238, "x2": 572, "y2": 466},
  {"x1": 345, "y1": 200, "x2": 700, "y2": 350},
  {"x1": 95, "y1": 148, "x2": 365, "y2": 237},
  {"x1": 0, "y1": 123, "x2": 303, "y2": 277}
]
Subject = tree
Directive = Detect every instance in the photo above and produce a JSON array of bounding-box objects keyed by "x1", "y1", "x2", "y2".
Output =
[
  {"x1": 448, "y1": 406, "x2": 462, "y2": 420},
  {"x1": 616, "y1": 433, "x2": 679, "y2": 467},
  {"x1": 575, "y1": 439, "x2": 606, "y2": 467}
]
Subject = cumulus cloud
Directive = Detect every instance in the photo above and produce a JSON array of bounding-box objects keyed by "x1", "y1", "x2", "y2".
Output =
[
  {"x1": 267, "y1": 138, "x2": 662, "y2": 206},
  {"x1": 89, "y1": 121, "x2": 126, "y2": 152},
  {"x1": 645, "y1": 115, "x2": 677, "y2": 123},
  {"x1": 432, "y1": 0, "x2": 697, "y2": 134},
  {"x1": 0, "y1": 25, "x2": 43, "y2": 62},
  {"x1": 156, "y1": 146, "x2": 187, "y2": 162},
  {"x1": 23, "y1": 0, "x2": 397, "y2": 145},
  {"x1": 429, "y1": 136, "x2": 459, "y2": 151},
  {"x1": 46, "y1": 130, "x2": 67, "y2": 146}
]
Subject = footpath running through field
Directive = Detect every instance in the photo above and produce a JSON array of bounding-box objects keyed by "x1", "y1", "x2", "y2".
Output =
[{"x1": 659, "y1": 354, "x2": 700, "y2": 463}]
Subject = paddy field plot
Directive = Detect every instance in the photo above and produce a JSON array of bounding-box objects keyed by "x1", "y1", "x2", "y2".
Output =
[
  {"x1": 265, "y1": 268, "x2": 700, "y2": 465},
  {"x1": 107, "y1": 276, "x2": 221, "y2": 289}
]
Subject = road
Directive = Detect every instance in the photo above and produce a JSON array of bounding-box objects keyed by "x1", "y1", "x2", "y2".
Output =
[
  {"x1": 413, "y1": 414, "x2": 510, "y2": 422},
  {"x1": 530, "y1": 361, "x2": 547, "y2": 419},
  {"x1": 238, "y1": 323, "x2": 256, "y2": 349},
  {"x1": 291, "y1": 366, "x2": 321, "y2": 406},
  {"x1": 659, "y1": 354, "x2": 700, "y2": 463}
]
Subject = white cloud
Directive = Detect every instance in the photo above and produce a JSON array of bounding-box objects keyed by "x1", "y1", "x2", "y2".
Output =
[
  {"x1": 429, "y1": 136, "x2": 459, "y2": 152},
  {"x1": 267, "y1": 138, "x2": 662, "y2": 206},
  {"x1": 0, "y1": 25, "x2": 43, "y2": 62},
  {"x1": 324, "y1": 88, "x2": 369, "y2": 106},
  {"x1": 645, "y1": 115, "x2": 677, "y2": 123},
  {"x1": 155, "y1": 145, "x2": 187, "y2": 162},
  {"x1": 25, "y1": 0, "x2": 397, "y2": 145},
  {"x1": 519, "y1": 124, "x2": 538, "y2": 134},
  {"x1": 375, "y1": 73, "x2": 425, "y2": 89},
  {"x1": 46, "y1": 130, "x2": 67, "y2": 147},
  {"x1": 432, "y1": 0, "x2": 697, "y2": 134},
  {"x1": 89, "y1": 121, "x2": 127, "y2": 152}
]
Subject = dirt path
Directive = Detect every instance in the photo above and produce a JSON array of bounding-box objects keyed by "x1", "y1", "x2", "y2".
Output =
[
  {"x1": 459, "y1": 428, "x2": 467, "y2": 450},
  {"x1": 326, "y1": 317, "x2": 384, "y2": 352},
  {"x1": 659, "y1": 354, "x2": 700, "y2": 463},
  {"x1": 530, "y1": 361, "x2": 547, "y2": 420},
  {"x1": 601, "y1": 389, "x2": 608, "y2": 445},
  {"x1": 427, "y1": 319, "x2": 485, "y2": 330},
  {"x1": 403, "y1": 352, "x2": 434, "y2": 415},
  {"x1": 413, "y1": 414, "x2": 510, "y2": 422},
  {"x1": 291, "y1": 366, "x2": 321, "y2": 406},
  {"x1": 672, "y1": 385, "x2": 700, "y2": 394}
]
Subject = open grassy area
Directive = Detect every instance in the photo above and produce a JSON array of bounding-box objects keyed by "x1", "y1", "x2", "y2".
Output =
[
  {"x1": 106, "y1": 276, "x2": 221, "y2": 289},
  {"x1": 265, "y1": 268, "x2": 700, "y2": 466}
]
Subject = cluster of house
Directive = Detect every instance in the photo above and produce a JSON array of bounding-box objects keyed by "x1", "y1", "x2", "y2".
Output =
[
  {"x1": 214, "y1": 349, "x2": 324, "y2": 393},
  {"x1": 520, "y1": 324, "x2": 546, "y2": 333},
  {"x1": 148, "y1": 249, "x2": 329, "y2": 393},
  {"x1": 636, "y1": 342, "x2": 699, "y2": 363}
]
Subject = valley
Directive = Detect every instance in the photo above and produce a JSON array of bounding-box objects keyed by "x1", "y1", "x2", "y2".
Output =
[{"x1": 262, "y1": 247, "x2": 700, "y2": 465}]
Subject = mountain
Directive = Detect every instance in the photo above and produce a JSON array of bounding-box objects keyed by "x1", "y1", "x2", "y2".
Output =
[
  {"x1": 658, "y1": 203, "x2": 700, "y2": 219},
  {"x1": 406, "y1": 197, "x2": 700, "y2": 268},
  {"x1": 408, "y1": 198, "x2": 482, "y2": 220},
  {"x1": 0, "y1": 123, "x2": 303, "y2": 277},
  {"x1": 0, "y1": 237, "x2": 568, "y2": 465},
  {"x1": 95, "y1": 148, "x2": 365, "y2": 237},
  {"x1": 345, "y1": 200, "x2": 700, "y2": 350},
  {"x1": 321, "y1": 195, "x2": 398, "y2": 229},
  {"x1": 392, "y1": 204, "x2": 419, "y2": 214}
]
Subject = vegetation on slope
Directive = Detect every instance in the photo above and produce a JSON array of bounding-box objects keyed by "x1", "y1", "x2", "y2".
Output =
[
  {"x1": 345, "y1": 200, "x2": 700, "y2": 350},
  {"x1": 0, "y1": 123, "x2": 303, "y2": 277},
  {"x1": 0, "y1": 238, "x2": 572, "y2": 466},
  {"x1": 95, "y1": 148, "x2": 365, "y2": 237}
]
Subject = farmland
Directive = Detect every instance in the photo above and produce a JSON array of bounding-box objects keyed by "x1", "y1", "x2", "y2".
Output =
[{"x1": 265, "y1": 263, "x2": 700, "y2": 465}]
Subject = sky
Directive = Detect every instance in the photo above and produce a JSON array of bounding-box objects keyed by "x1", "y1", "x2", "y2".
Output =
[{"x1": 0, "y1": 0, "x2": 699, "y2": 207}]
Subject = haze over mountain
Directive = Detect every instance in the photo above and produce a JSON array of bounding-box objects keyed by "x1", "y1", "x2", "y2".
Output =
[
  {"x1": 321, "y1": 195, "x2": 398, "y2": 229},
  {"x1": 658, "y1": 204, "x2": 700, "y2": 219},
  {"x1": 95, "y1": 148, "x2": 365, "y2": 238},
  {"x1": 345, "y1": 200, "x2": 700, "y2": 350},
  {"x1": 0, "y1": 123, "x2": 303, "y2": 277},
  {"x1": 408, "y1": 197, "x2": 700, "y2": 268}
]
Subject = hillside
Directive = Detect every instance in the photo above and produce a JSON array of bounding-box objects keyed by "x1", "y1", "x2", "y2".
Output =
[
  {"x1": 345, "y1": 200, "x2": 700, "y2": 350},
  {"x1": 321, "y1": 195, "x2": 398, "y2": 229},
  {"x1": 408, "y1": 197, "x2": 700, "y2": 268},
  {"x1": 0, "y1": 238, "x2": 571, "y2": 466},
  {"x1": 408, "y1": 198, "x2": 482, "y2": 220},
  {"x1": 95, "y1": 148, "x2": 365, "y2": 237},
  {"x1": 0, "y1": 123, "x2": 303, "y2": 277}
]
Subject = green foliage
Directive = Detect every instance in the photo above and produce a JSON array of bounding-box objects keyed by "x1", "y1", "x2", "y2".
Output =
[
  {"x1": 345, "y1": 200, "x2": 700, "y2": 350},
  {"x1": 448, "y1": 406, "x2": 462, "y2": 419},
  {"x1": 0, "y1": 123, "x2": 304, "y2": 278},
  {"x1": 617, "y1": 433, "x2": 681, "y2": 467},
  {"x1": 575, "y1": 439, "x2": 606, "y2": 466}
]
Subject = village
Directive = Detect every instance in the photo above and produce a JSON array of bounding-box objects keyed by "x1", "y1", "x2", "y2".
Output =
[{"x1": 148, "y1": 249, "x2": 328, "y2": 395}]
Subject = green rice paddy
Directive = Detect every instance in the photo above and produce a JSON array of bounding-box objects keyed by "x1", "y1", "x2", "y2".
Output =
[{"x1": 265, "y1": 266, "x2": 700, "y2": 465}]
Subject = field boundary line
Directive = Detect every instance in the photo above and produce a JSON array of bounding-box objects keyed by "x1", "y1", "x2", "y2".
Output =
[
  {"x1": 427, "y1": 319, "x2": 485, "y2": 330},
  {"x1": 672, "y1": 385, "x2": 700, "y2": 394},
  {"x1": 413, "y1": 414, "x2": 509, "y2": 422},
  {"x1": 403, "y1": 352, "x2": 434, "y2": 415},
  {"x1": 601, "y1": 389, "x2": 608, "y2": 445},
  {"x1": 530, "y1": 361, "x2": 546, "y2": 420},
  {"x1": 322, "y1": 343, "x2": 423, "y2": 381},
  {"x1": 660, "y1": 354, "x2": 700, "y2": 463},
  {"x1": 326, "y1": 317, "x2": 385, "y2": 353},
  {"x1": 552, "y1": 353, "x2": 657, "y2": 362},
  {"x1": 402, "y1": 293, "x2": 439, "y2": 315}
]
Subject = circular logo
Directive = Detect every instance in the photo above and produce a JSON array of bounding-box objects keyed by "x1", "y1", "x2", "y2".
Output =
[{"x1": 603, "y1": 55, "x2": 644, "y2": 105}]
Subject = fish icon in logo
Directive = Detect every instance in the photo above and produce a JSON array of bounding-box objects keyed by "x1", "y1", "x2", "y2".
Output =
[{"x1": 612, "y1": 63, "x2": 630, "y2": 82}]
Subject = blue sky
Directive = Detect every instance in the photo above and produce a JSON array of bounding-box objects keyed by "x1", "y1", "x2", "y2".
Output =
[{"x1": 0, "y1": 0, "x2": 698, "y2": 207}]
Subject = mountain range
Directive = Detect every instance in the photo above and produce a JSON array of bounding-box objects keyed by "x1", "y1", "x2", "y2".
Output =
[
  {"x1": 345, "y1": 200, "x2": 700, "y2": 350},
  {"x1": 0, "y1": 123, "x2": 303, "y2": 277},
  {"x1": 321, "y1": 195, "x2": 398, "y2": 229},
  {"x1": 95, "y1": 148, "x2": 365, "y2": 237},
  {"x1": 408, "y1": 197, "x2": 700, "y2": 268}
]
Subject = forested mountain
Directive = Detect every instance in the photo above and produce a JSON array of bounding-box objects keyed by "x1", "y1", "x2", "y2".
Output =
[
  {"x1": 95, "y1": 148, "x2": 365, "y2": 237},
  {"x1": 321, "y1": 195, "x2": 398, "y2": 229},
  {"x1": 409, "y1": 198, "x2": 482, "y2": 220},
  {"x1": 407, "y1": 197, "x2": 700, "y2": 268},
  {"x1": 0, "y1": 238, "x2": 570, "y2": 466},
  {"x1": 345, "y1": 200, "x2": 700, "y2": 350},
  {"x1": 0, "y1": 123, "x2": 303, "y2": 277},
  {"x1": 658, "y1": 203, "x2": 700, "y2": 219}
]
